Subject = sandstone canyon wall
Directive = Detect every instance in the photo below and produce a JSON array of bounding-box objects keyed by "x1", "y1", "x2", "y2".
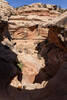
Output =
[
  {"x1": 0, "y1": 0, "x2": 67, "y2": 100},
  {"x1": 8, "y1": 3, "x2": 62, "y2": 85}
]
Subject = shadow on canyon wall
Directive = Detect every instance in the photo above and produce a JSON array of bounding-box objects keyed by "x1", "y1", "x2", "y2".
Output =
[
  {"x1": 0, "y1": 21, "x2": 11, "y2": 42},
  {"x1": 0, "y1": 21, "x2": 67, "y2": 100},
  {"x1": 1, "y1": 62, "x2": 67, "y2": 100},
  {"x1": 0, "y1": 20, "x2": 22, "y2": 89},
  {"x1": 34, "y1": 38, "x2": 67, "y2": 83}
]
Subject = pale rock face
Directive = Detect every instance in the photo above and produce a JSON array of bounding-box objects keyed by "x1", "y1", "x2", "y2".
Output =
[
  {"x1": 8, "y1": 4, "x2": 60, "y2": 39},
  {"x1": 0, "y1": 0, "x2": 16, "y2": 21},
  {"x1": 18, "y1": 53, "x2": 44, "y2": 84}
]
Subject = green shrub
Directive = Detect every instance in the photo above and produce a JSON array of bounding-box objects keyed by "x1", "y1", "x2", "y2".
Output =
[{"x1": 17, "y1": 62, "x2": 23, "y2": 71}]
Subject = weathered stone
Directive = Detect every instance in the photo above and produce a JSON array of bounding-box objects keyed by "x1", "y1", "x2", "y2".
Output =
[
  {"x1": 8, "y1": 3, "x2": 60, "y2": 40},
  {"x1": 18, "y1": 53, "x2": 44, "y2": 84},
  {"x1": 0, "y1": 0, "x2": 16, "y2": 21}
]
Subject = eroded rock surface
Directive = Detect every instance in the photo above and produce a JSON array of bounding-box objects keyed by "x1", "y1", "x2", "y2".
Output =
[
  {"x1": 0, "y1": 0, "x2": 16, "y2": 21},
  {"x1": 8, "y1": 3, "x2": 61, "y2": 39},
  {"x1": 8, "y1": 3, "x2": 62, "y2": 86},
  {"x1": 0, "y1": 1, "x2": 67, "y2": 100}
]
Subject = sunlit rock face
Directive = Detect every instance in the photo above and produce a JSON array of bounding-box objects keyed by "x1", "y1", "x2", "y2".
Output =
[
  {"x1": 8, "y1": 3, "x2": 61, "y2": 40},
  {"x1": 8, "y1": 3, "x2": 62, "y2": 85},
  {"x1": 0, "y1": 0, "x2": 16, "y2": 21},
  {"x1": 16, "y1": 3, "x2": 61, "y2": 16}
]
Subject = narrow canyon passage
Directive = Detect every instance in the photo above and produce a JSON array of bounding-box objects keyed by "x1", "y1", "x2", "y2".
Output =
[{"x1": 0, "y1": 0, "x2": 67, "y2": 99}]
